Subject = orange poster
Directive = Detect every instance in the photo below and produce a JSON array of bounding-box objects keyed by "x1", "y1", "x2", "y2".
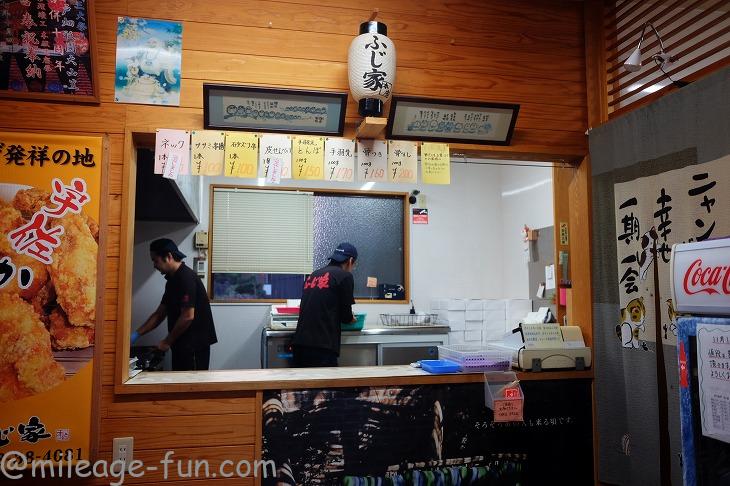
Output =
[{"x1": 0, "y1": 132, "x2": 102, "y2": 465}]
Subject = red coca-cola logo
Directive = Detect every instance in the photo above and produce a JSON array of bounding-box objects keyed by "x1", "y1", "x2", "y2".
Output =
[{"x1": 682, "y1": 258, "x2": 730, "y2": 295}]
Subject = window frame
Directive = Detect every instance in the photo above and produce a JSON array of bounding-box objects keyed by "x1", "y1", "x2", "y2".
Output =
[{"x1": 208, "y1": 183, "x2": 410, "y2": 304}]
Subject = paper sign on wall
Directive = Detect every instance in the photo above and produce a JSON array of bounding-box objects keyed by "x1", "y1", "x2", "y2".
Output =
[
  {"x1": 224, "y1": 132, "x2": 258, "y2": 178},
  {"x1": 292, "y1": 136, "x2": 325, "y2": 180},
  {"x1": 367, "y1": 277, "x2": 378, "y2": 288},
  {"x1": 357, "y1": 140, "x2": 387, "y2": 182},
  {"x1": 191, "y1": 130, "x2": 225, "y2": 176},
  {"x1": 545, "y1": 264, "x2": 556, "y2": 290},
  {"x1": 421, "y1": 142, "x2": 450, "y2": 184},
  {"x1": 259, "y1": 134, "x2": 291, "y2": 180},
  {"x1": 493, "y1": 396, "x2": 524, "y2": 422},
  {"x1": 412, "y1": 207, "x2": 429, "y2": 224},
  {"x1": 388, "y1": 140, "x2": 418, "y2": 183},
  {"x1": 162, "y1": 154, "x2": 181, "y2": 180},
  {"x1": 697, "y1": 323, "x2": 730, "y2": 444},
  {"x1": 267, "y1": 157, "x2": 283, "y2": 184},
  {"x1": 324, "y1": 138, "x2": 355, "y2": 182},
  {"x1": 155, "y1": 129, "x2": 190, "y2": 175}
]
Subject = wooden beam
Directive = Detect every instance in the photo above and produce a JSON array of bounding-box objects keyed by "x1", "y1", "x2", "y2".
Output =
[{"x1": 355, "y1": 117, "x2": 388, "y2": 139}]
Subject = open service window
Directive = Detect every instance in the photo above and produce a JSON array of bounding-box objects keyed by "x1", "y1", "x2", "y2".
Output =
[{"x1": 210, "y1": 185, "x2": 408, "y2": 302}]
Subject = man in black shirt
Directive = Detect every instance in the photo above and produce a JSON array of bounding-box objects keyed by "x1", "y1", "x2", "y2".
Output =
[
  {"x1": 131, "y1": 238, "x2": 217, "y2": 371},
  {"x1": 291, "y1": 242, "x2": 358, "y2": 367}
]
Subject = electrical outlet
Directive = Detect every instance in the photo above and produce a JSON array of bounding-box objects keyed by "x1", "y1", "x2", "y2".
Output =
[{"x1": 112, "y1": 437, "x2": 133, "y2": 465}]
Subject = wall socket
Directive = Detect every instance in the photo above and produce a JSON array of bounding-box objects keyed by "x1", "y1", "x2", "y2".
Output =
[{"x1": 112, "y1": 437, "x2": 134, "y2": 465}]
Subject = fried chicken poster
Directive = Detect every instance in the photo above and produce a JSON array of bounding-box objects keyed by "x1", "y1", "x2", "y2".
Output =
[{"x1": 0, "y1": 132, "x2": 102, "y2": 463}]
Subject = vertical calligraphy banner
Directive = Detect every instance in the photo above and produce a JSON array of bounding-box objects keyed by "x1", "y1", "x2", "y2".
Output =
[
  {"x1": 356, "y1": 140, "x2": 387, "y2": 182},
  {"x1": 190, "y1": 130, "x2": 225, "y2": 176},
  {"x1": 613, "y1": 180, "x2": 658, "y2": 349},
  {"x1": 387, "y1": 140, "x2": 418, "y2": 183},
  {"x1": 324, "y1": 138, "x2": 355, "y2": 182},
  {"x1": 421, "y1": 142, "x2": 450, "y2": 184},
  {"x1": 259, "y1": 134, "x2": 291, "y2": 180},
  {"x1": 224, "y1": 132, "x2": 258, "y2": 178},
  {"x1": 292, "y1": 136, "x2": 324, "y2": 180},
  {"x1": 0, "y1": 131, "x2": 102, "y2": 465},
  {"x1": 613, "y1": 156, "x2": 730, "y2": 349},
  {"x1": 155, "y1": 129, "x2": 190, "y2": 175}
]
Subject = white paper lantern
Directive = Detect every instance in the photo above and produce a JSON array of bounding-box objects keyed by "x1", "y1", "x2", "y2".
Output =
[{"x1": 348, "y1": 21, "x2": 396, "y2": 117}]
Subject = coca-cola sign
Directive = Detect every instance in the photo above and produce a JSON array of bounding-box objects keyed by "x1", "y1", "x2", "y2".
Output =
[
  {"x1": 682, "y1": 258, "x2": 730, "y2": 295},
  {"x1": 671, "y1": 239, "x2": 730, "y2": 314}
]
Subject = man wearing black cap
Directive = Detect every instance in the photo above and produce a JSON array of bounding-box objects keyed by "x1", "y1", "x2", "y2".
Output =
[
  {"x1": 291, "y1": 242, "x2": 358, "y2": 367},
  {"x1": 131, "y1": 238, "x2": 217, "y2": 371}
]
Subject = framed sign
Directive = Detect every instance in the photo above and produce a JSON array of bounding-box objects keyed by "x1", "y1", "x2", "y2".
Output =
[
  {"x1": 386, "y1": 96, "x2": 520, "y2": 146},
  {"x1": 204, "y1": 84, "x2": 348, "y2": 136},
  {"x1": 0, "y1": 0, "x2": 100, "y2": 103}
]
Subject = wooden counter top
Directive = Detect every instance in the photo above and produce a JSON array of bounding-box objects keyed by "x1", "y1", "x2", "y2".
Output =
[{"x1": 116, "y1": 366, "x2": 593, "y2": 395}]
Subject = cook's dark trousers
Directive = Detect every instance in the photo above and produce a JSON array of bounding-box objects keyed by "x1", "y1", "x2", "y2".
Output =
[
  {"x1": 171, "y1": 344, "x2": 211, "y2": 371},
  {"x1": 292, "y1": 345, "x2": 338, "y2": 367}
]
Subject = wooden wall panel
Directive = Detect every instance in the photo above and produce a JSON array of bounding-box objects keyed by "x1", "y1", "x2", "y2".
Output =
[
  {"x1": 100, "y1": 415, "x2": 255, "y2": 451},
  {"x1": 100, "y1": 388, "x2": 256, "y2": 418},
  {"x1": 0, "y1": 1, "x2": 591, "y2": 484},
  {"x1": 96, "y1": 446, "x2": 256, "y2": 483}
]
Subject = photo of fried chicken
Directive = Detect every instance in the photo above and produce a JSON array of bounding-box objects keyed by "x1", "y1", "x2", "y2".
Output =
[
  {"x1": 0, "y1": 183, "x2": 99, "y2": 401},
  {"x1": 49, "y1": 307, "x2": 95, "y2": 350},
  {"x1": 0, "y1": 294, "x2": 66, "y2": 402},
  {"x1": 0, "y1": 204, "x2": 50, "y2": 300},
  {"x1": 50, "y1": 212, "x2": 98, "y2": 327},
  {"x1": 12, "y1": 187, "x2": 99, "y2": 241}
]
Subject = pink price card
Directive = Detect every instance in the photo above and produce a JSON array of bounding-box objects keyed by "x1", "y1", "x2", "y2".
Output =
[{"x1": 493, "y1": 398, "x2": 524, "y2": 422}]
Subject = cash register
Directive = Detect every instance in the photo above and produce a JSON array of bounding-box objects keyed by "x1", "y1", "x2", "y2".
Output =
[{"x1": 489, "y1": 307, "x2": 592, "y2": 371}]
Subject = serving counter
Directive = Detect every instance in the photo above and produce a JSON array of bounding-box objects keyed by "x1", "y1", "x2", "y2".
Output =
[{"x1": 121, "y1": 366, "x2": 592, "y2": 484}]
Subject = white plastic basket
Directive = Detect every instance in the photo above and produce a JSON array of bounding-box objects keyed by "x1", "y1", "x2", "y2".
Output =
[{"x1": 438, "y1": 344, "x2": 513, "y2": 372}]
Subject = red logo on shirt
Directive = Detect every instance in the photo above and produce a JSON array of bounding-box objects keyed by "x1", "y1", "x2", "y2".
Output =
[
  {"x1": 182, "y1": 294, "x2": 190, "y2": 303},
  {"x1": 304, "y1": 272, "x2": 331, "y2": 290}
]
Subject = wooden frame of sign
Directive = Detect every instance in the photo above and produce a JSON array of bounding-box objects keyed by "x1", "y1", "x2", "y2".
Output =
[
  {"x1": 203, "y1": 84, "x2": 348, "y2": 136},
  {"x1": 386, "y1": 96, "x2": 520, "y2": 146}
]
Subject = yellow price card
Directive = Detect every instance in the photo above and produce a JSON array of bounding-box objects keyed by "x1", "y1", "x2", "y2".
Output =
[
  {"x1": 225, "y1": 132, "x2": 258, "y2": 178},
  {"x1": 292, "y1": 136, "x2": 324, "y2": 180},
  {"x1": 421, "y1": 142, "x2": 450, "y2": 185},
  {"x1": 191, "y1": 130, "x2": 225, "y2": 176}
]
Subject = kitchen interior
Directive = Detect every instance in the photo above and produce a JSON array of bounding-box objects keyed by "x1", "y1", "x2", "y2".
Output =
[{"x1": 130, "y1": 148, "x2": 557, "y2": 372}]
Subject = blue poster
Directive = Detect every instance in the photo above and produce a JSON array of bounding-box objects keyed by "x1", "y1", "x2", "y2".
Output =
[{"x1": 114, "y1": 17, "x2": 182, "y2": 106}]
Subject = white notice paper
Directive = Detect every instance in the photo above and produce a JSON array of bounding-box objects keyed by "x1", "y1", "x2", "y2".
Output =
[
  {"x1": 259, "y1": 134, "x2": 291, "y2": 179},
  {"x1": 162, "y1": 154, "x2": 181, "y2": 180},
  {"x1": 155, "y1": 129, "x2": 190, "y2": 175},
  {"x1": 697, "y1": 323, "x2": 730, "y2": 444},
  {"x1": 545, "y1": 264, "x2": 556, "y2": 290},
  {"x1": 357, "y1": 140, "x2": 387, "y2": 182},
  {"x1": 266, "y1": 157, "x2": 282, "y2": 184},
  {"x1": 324, "y1": 138, "x2": 355, "y2": 182},
  {"x1": 536, "y1": 283, "x2": 545, "y2": 298}
]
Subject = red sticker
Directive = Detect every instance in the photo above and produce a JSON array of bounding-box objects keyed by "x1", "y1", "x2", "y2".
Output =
[{"x1": 679, "y1": 341, "x2": 689, "y2": 388}]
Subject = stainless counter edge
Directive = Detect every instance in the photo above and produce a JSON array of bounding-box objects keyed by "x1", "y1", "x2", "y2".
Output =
[{"x1": 265, "y1": 325, "x2": 451, "y2": 337}]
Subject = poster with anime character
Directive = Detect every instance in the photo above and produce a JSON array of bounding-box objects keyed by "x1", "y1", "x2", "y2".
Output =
[{"x1": 114, "y1": 17, "x2": 182, "y2": 106}]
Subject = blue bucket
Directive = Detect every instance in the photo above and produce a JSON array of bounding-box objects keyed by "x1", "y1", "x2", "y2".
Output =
[{"x1": 342, "y1": 313, "x2": 366, "y2": 331}]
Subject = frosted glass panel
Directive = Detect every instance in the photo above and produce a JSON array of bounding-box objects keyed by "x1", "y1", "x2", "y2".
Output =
[{"x1": 313, "y1": 194, "x2": 404, "y2": 298}]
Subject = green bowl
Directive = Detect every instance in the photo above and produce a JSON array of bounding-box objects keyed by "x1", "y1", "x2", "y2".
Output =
[{"x1": 342, "y1": 313, "x2": 366, "y2": 331}]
